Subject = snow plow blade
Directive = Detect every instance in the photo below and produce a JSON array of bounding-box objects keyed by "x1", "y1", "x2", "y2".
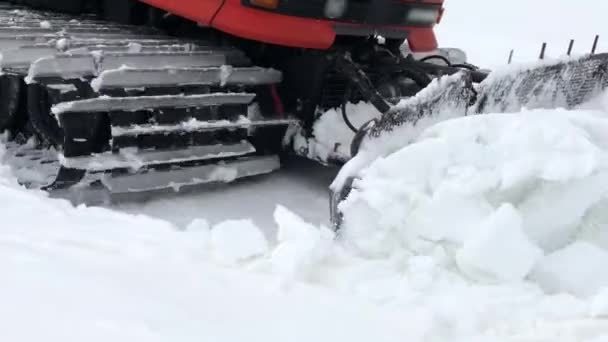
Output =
[
  {"x1": 475, "y1": 53, "x2": 608, "y2": 113},
  {"x1": 331, "y1": 53, "x2": 608, "y2": 229}
]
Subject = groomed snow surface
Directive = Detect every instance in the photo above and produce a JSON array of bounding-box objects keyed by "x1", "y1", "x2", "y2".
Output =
[{"x1": 5, "y1": 99, "x2": 608, "y2": 340}]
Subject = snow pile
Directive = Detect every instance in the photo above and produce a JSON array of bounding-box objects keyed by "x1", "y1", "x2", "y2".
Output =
[
  {"x1": 262, "y1": 204, "x2": 608, "y2": 341},
  {"x1": 2, "y1": 111, "x2": 608, "y2": 341},
  {"x1": 0, "y1": 160, "x2": 419, "y2": 342},
  {"x1": 531, "y1": 242, "x2": 608, "y2": 297},
  {"x1": 292, "y1": 102, "x2": 381, "y2": 163},
  {"x1": 209, "y1": 219, "x2": 269, "y2": 265},
  {"x1": 455, "y1": 204, "x2": 543, "y2": 283},
  {"x1": 39, "y1": 20, "x2": 51, "y2": 29},
  {"x1": 270, "y1": 206, "x2": 335, "y2": 281},
  {"x1": 339, "y1": 108, "x2": 608, "y2": 297},
  {"x1": 591, "y1": 288, "x2": 608, "y2": 318}
]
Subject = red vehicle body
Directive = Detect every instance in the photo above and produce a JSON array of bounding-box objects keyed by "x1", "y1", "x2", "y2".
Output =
[
  {"x1": 10, "y1": 0, "x2": 448, "y2": 124},
  {"x1": 138, "y1": 0, "x2": 442, "y2": 52}
]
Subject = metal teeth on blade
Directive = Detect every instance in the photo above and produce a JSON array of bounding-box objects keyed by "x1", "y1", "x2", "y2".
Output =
[{"x1": 475, "y1": 53, "x2": 608, "y2": 113}]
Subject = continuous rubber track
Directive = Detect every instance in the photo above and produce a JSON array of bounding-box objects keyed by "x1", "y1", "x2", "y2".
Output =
[{"x1": 0, "y1": 3, "x2": 296, "y2": 201}]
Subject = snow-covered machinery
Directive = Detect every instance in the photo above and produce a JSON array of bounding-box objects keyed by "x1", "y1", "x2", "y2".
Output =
[{"x1": 0, "y1": 0, "x2": 607, "y2": 212}]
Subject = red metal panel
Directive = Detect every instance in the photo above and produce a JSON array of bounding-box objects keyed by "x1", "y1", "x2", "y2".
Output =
[
  {"x1": 136, "y1": 0, "x2": 439, "y2": 52},
  {"x1": 211, "y1": 0, "x2": 438, "y2": 51},
  {"x1": 137, "y1": 0, "x2": 223, "y2": 25},
  {"x1": 211, "y1": 0, "x2": 336, "y2": 49},
  {"x1": 407, "y1": 28, "x2": 438, "y2": 52}
]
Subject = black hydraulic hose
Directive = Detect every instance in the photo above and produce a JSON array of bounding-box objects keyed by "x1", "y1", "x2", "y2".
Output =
[
  {"x1": 419, "y1": 54, "x2": 451, "y2": 65},
  {"x1": 338, "y1": 52, "x2": 485, "y2": 146},
  {"x1": 350, "y1": 119, "x2": 376, "y2": 157},
  {"x1": 335, "y1": 54, "x2": 392, "y2": 114},
  {"x1": 419, "y1": 55, "x2": 479, "y2": 72},
  {"x1": 411, "y1": 58, "x2": 488, "y2": 83},
  {"x1": 341, "y1": 65, "x2": 431, "y2": 134},
  {"x1": 399, "y1": 66, "x2": 433, "y2": 89},
  {"x1": 451, "y1": 63, "x2": 478, "y2": 71},
  {"x1": 341, "y1": 86, "x2": 359, "y2": 133}
]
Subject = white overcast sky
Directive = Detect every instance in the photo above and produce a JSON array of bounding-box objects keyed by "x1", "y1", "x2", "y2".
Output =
[{"x1": 436, "y1": 0, "x2": 608, "y2": 67}]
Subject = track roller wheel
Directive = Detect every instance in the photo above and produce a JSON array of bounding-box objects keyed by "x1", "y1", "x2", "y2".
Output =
[
  {"x1": 0, "y1": 75, "x2": 27, "y2": 134},
  {"x1": 43, "y1": 167, "x2": 86, "y2": 191},
  {"x1": 27, "y1": 83, "x2": 65, "y2": 147}
]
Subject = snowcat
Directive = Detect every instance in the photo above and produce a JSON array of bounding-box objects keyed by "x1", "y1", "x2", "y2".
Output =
[{"x1": 0, "y1": 0, "x2": 606, "y2": 227}]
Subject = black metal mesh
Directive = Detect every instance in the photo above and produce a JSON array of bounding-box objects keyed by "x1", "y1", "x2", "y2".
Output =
[
  {"x1": 366, "y1": 53, "x2": 608, "y2": 140},
  {"x1": 475, "y1": 53, "x2": 608, "y2": 113},
  {"x1": 368, "y1": 72, "x2": 474, "y2": 138}
]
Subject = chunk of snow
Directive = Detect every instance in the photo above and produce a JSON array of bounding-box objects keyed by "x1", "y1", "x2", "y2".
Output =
[
  {"x1": 530, "y1": 242, "x2": 608, "y2": 297},
  {"x1": 209, "y1": 166, "x2": 238, "y2": 183},
  {"x1": 340, "y1": 110, "x2": 608, "y2": 245},
  {"x1": 271, "y1": 206, "x2": 335, "y2": 281},
  {"x1": 590, "y1": 288, "x2": 608, "y2": 318},
  {"x1": 185, "y1": 218, "x2": 211, "y2": 242},
  {"x1": 46, "y1": 83, "x2": 77, "y2": 94},
  {"x1": 405, "y1": 192, "x2": 494, "y2": 245},
  {"x1": 127, "y1": 42, "x2": 142, "y2": 53},
  {"x1": 39, "y1": 20, "x2": 51, "y2": 29},
  {"x1": 210, "y1": 219, "x2": 269, "y2": 265},
  {"x1": 579, "y1": 200, "x2": 608, "y2": 251},
  {"x1": 219, "y1": 65, "x2": 233, "y2": 87},
  {"x1": 536, "y1": 293, "x2": 589, "y2": 320},
  {"x1": 456, "y1": 204, "x2": 543, "y2": 283},
  {"x1": 55, "y1": 38, "x2": 69, "y2": 51},
  {"x1": 186, "y1": 218, "x2": 211, "y2": 232},
  {"x1": 519, "y1": 173, "x2": 608, "y2": 253},
  {"x1": 586, "y1": 336, "x2": 608, "y2": 342}
]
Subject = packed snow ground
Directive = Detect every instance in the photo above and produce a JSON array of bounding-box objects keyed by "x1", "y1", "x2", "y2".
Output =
[{"x1": 116, "y1": 156, "x2": 337, "y2": 235}]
